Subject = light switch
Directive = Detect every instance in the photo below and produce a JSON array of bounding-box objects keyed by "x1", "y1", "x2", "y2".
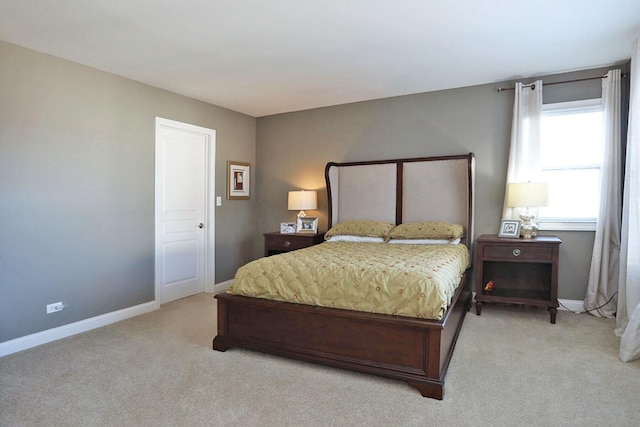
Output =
[{"x1": 216, "y1": 196, "x2": 222, "y2": 206}]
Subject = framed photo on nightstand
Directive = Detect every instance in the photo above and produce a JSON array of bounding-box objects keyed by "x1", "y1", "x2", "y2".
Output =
[
  {"x1": 498, "y1": 219, "x2": 521, "y2": 238},
  {"x1": 280, "y1": 222, "x2": 296, "y2": 234},
  {"x1": 296, "y1": 216, "x2": 318, "y2": 234}
]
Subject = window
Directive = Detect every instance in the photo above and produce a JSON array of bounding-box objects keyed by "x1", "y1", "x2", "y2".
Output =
[{"x1": 537, "y1": 99, "x2": 603, "y2": 231}]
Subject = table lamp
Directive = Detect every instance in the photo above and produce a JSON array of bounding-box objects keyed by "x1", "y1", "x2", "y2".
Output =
[
  {"x1": 507, "y1": 182, "x2": 549, "y2": 239},
  {"x1": 288, "y1": 190, "x2": 317, "y2": 219}
]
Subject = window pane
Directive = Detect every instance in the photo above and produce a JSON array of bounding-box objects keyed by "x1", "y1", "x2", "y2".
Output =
[
  {"x1": 538, "y1": 169, "x2": 600, "y2": 220},
  {"x1": 538, "y1": 99, "x2": 603, "y2": 227},
  {"x1": 540, "y1": 111, "x2": 602, "y2": 169}
]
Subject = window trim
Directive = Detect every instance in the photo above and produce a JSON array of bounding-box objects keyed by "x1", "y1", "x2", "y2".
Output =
[
  {"x1": 538, "y1": 219, "x2": 596, "y2": 232},
  {"x1": 542, "y1": 98, "x2": 602, "y2": 115}
]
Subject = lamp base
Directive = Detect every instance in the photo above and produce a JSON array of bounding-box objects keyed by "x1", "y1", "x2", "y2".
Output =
[{"x1": 519, "y1": 213, "x2": 538, "y2": 239}]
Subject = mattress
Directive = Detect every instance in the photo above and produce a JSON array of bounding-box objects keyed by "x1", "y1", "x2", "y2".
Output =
[{"x1": 227, "y1": 241, "x2": 470, "y2": 320}]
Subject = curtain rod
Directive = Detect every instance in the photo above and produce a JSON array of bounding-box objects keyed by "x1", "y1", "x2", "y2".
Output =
[{"x1": 496, "y1": 73, "x2": 628, "y2": 93}]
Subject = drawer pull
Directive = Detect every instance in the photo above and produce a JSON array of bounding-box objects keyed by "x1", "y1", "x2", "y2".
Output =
[
  {"x1": 513, "y1": 249, "x2": 521, "y2": 257},
  {"x1": 284, "y1": 241, "x2": 291, "y2": 247}
]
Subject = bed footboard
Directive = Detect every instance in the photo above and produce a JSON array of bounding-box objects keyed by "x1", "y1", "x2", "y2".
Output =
[{"x1": 213, "y1": 272, "x2": 471, "y2": 399}]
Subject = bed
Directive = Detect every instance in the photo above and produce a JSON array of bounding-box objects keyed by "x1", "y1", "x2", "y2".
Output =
[{"x1": 213, "y1": 153, "x2": 475, "y2": 399}]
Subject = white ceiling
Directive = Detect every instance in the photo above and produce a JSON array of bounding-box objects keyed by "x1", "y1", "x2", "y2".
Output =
[{"x1": 1, "y1": 0, "x2": 639, "y2": 117}]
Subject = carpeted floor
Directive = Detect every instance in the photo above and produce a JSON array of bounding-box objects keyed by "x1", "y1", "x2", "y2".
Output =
[{"x1": 1, "y1": 293, "x2": 639, "y2": 426}]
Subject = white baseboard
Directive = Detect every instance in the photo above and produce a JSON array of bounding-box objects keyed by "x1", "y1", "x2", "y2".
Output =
[
  {"x1": 1, "y1": 279, "x2": 235, "y2": 358},
  {"x1": 0, "y1": 291, "x2": 584, "y2": 358},
  {"x1": 212, "y1": 279, "x2": 233, "y2": 294},
  {"x1": 0, "y1": 300, "x2": 160, "y2": 358},
  {"x1": 558, "y1": 299, "x2": 585, "y2": 313}
]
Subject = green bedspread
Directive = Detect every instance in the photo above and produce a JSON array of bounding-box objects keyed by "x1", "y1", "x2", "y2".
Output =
[{"x1": 227, "y1": 241, "x2": 470, "y2": 321}]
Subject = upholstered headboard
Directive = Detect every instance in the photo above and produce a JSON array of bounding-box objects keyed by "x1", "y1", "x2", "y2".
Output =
[{"x1": 325, "y1": 153, "x2": 475, "y2": 246}]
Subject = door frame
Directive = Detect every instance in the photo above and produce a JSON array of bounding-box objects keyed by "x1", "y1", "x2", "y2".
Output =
[{"x1": 154, "y1": 117, "x2": 217, "y2": 301}]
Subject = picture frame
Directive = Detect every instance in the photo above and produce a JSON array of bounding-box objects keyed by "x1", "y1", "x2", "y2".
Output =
[
  {"x1": 227, "y1": 161, "x2": 250, "y2": 200},
  {"x1": 296, "y1": 216, "x2": 318, "y2": 234},
  {"x1": 280, "y1": 222, "x2": 296, "y2": 234},
  {"x1": 498, "y1": 219, "x2": 521, "y2": 238}
]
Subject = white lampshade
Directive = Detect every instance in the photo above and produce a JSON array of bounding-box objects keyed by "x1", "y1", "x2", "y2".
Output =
[
  {"x1": 507, "y1": 182, "x2": 549, "y2": 208},
  {"x1": 288, "y1": 190, "x2": 317, "y2": 217}
]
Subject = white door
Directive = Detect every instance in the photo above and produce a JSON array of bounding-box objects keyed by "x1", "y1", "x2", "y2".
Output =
[{"x1": 155, "y1": 118, "x2": 216, "y2": 303}]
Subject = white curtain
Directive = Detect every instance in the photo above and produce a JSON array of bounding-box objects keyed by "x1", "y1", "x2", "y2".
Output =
[
  {"x1": 502, "y1": 80, "x2": 543, "y2": 220},
  {"x1": 584, "y1": 69, "x2": 622, "y2": 317},
  {"x1": 616, "y1": 38, "x2": 640, "y2": 362}
]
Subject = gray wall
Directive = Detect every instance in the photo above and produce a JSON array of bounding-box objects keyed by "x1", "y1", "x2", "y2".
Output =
[
  {"x1": 0, "y1": 37, "x2": 625, "y2": 344},
  {"x1": 0, "y1": 41, "x2": 256, "y2": 343},
  {"x1": 255, "y1": 67, "x2": 617, "y2": 300}
]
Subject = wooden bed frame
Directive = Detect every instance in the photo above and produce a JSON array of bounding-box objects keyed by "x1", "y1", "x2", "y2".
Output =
[{"x1": 214, "y1": 153, "x2": 475, "y2": 399}]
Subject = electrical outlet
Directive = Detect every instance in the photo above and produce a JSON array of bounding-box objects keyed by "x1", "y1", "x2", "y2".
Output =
[{"x1": 46, "y1": 302, "x2": 64, "y2": 314}]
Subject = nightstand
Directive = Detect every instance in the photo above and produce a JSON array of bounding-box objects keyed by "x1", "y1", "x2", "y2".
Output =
[
  {"x1": 264, "y1": 232, "x2": 325, "y2": 256},
  {"x1": 474, "y1": 234, "x2": 561, "y2": 323}
]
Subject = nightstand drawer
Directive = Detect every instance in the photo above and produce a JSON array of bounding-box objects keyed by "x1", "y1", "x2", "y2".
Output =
[
  {"x1": 483, "y1": 244, "x2": 553, "y2": 261},
  {"x1": 264, "y1": 232, "x2": 325, "y2": 256},
  {"x1": 267, "y1": 235, "x2": 312, "y2": 251}
]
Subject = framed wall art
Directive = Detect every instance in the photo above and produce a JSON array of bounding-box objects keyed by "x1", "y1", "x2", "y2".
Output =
[
  {"x1": 498, "y1": 219, "x2": 521, "y2": 239},
  {"x1": 227, "y1": 161, "x2": 250, "y2": 200}
]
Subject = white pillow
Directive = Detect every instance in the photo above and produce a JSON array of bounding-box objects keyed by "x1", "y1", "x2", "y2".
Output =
[
  {"x1": 326, "y1": 235, "x2": 386, "y2": 243},
  {"x1": 388, "y1": 238, "x2": 461, "y2": 245}
]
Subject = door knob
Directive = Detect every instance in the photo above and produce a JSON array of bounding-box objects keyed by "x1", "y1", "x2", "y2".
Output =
[{"x1": 198, "y1": 223, "x2": 204, "y2": 229}]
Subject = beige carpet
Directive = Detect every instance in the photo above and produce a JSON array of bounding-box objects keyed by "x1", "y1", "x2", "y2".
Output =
[{"x1": 1, "y1": 293, "x2": 639, "y2": 426}]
